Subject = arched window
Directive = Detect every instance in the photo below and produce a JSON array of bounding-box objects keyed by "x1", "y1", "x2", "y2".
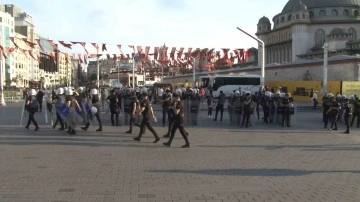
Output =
[
  {"x1": 276, "y1": 18, "x2": 279, "y2": 24},
  {"x1": 296, "y1": 14, "x2": 299, "y2": 19},
  {"x1": 288, "y1": 15, "x2": 292, "y2": 21},
  {"x1": 281, "y1": 17, "x2": 285, "y2": 22},
  {"x1": 349, "y1": 27, "x2": 357, "y2": 41},
  {"x1": 319, "y1": 10, "x2": 326, "y2": 16},
  {"x1": 343, "y1": 9, "x2": 349, "y2": 16},
  {"x1": 302, "y1": 14, "x2": 306, "y2": 19},
  {"x1": 258, "y1": 26, "x2": 261, "y2": 31},
  {"x1": 354, "y1": 10, "x2": 359, "y2": 16},
  {"x1": 315, "y1": 29, "x2": 325, "y2": 47},
  {"x1": 309, "y1": 11, "x2": 314, "y2": 18},
  {"x1": 331, "y1": 9, "x2": 338, "y2": 16}
]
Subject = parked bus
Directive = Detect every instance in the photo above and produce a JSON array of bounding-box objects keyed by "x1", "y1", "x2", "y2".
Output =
[{"x1": 199, "y1": 74, "x2": 261, "y2": 97}]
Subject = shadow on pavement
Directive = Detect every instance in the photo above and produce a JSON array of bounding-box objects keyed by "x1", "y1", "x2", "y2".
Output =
[
  {"x1": 198, "y1": 144, "x2": 360, "y2": 151},
  {"x1": 147, "y1": 168, "x2": 360, "y2": 177}
]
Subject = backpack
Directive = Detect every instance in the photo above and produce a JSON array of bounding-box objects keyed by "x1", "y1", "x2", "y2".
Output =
[{"x1": 29, "y1": 100, "x2": 39, "y2": 112}]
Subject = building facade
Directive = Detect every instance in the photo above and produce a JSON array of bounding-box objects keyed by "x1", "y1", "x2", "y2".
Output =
[
  {"x1": 0, "y1": 10, "x2": 15, "y2": 88},
  {"x1": 256, "y1": 0, "x2": 360, "y2": 65}
]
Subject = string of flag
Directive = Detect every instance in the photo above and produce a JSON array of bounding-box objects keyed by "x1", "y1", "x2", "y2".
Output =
[{"x1": 0, "y1": 36, "x2": 255, "y2": 73}]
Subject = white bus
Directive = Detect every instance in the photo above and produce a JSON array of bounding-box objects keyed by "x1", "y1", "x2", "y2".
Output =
[{"x1": 199, "y1": 74, "x2": 261, "y2": 97}]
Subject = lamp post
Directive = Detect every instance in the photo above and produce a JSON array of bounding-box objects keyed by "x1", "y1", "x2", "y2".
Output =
[
  {"x1": 322, "y1": 43, "x2": 328, "y2": 94},
  {"x1": 236, "y1": 27, "x2": 265, "y2": 89}
]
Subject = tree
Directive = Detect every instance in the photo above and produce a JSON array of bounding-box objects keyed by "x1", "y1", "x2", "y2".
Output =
[{"x1": 5, "y1": 79, "x2": 11, "y2": 90}]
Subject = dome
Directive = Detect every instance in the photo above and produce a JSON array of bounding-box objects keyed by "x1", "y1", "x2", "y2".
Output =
[
  {"x1": 258, "y1": 16, "x2": 270, "y2": 24},
  {"x1": 329, "y1": 27, "x2": 349, "y2": 35},
  {"x1": 293, "y1": 0, "x2": 307, "y2": 12},
  {"x1": 281, "y1": 0, "x2": 360, "y2": 14}
]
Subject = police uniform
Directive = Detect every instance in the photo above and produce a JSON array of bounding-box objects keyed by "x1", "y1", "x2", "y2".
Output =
[
  {"x1": 160, "y1": 91, "x2": 172, "y2": 126},
  {"x1": 323, "y1": 97, "x2": 332, "y2": 128},
  {"x1": 241, "y1": 93, "x2": 252, "y2": 128},
  {"x1": 163, "y1": 95, "x2": 190, "y2": 148},
  {"x1": 281, "y1": 95, "x2": 291, "y2": 127},
  {"x1": 107, "y1": 92, "x2": 119, "y2": 126},
  {"x1": 133, "y1": 93, "x2": 160, "y2": 143},
  {"x1": 65, "y1": 94, "x2": 77, "y2": 135},
  {"x1": 344, "y1": 99, "x2": 352, "y2": 134},
  {"x1": 126, "y1": 96, "x2": 140, "y2": 134},
  {"x1": 82, "y1": 94, "x2": 102, "y2": 132},
  {"x1": 329, "y1": 98, "x2": 340, "y2": 130},
  {"x1": 25, "y1": 93, "x2": 39, "y2": 131}
]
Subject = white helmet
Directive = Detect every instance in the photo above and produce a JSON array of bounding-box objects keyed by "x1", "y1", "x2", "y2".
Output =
[
  {"x1": 90, "y1": 89, "x2": 98, "y2": 95},
  {"x1": 64, "y1": 87, "x2": 68, "y2": 91},
  {"x1": 270, "y1": 92, "x2": 274, "y2": 97},
  {"x1": 327, "y1": 93, "x2": 334, "y2": 98},
  {"x1": 56, "y1": 88, "x2": 64, "y2": 95},
  {"x1": 65, "y1": 88, "x2": 73, "y2": 95},
  {"x1": 29, "y1": 89, "x2": 36, "y2": 96},
  {"x1": 265, "y1": 91, "x2": 271, "y2": 97},
  {"x1": 336, "y1": 94, "x2": 342, "y2": 98},
  {"x1": 235, "y1": 91, "x2": 240, "y2": 94},
  {"x1": 78, "y1": 87, "x2": 84, "y2": 92},
  {"x1": 342, "y1": 95, "x2": 347, "y2": 98},
  {"x1": 349, "y1": 95, "x2": 355, "y2": 100},
  {"x1": 90, "y1": 106, "x2": 97, "y2": 114},
  {"x1": 245, "y1": 91, "x2": 251, "y2": 95}
]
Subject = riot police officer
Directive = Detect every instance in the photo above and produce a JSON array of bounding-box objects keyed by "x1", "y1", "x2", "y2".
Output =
[
  {"x1": 241, "y1": 92, "x2": 253, "y2": 128},
  {"x1": 81, "y1": 88, "x2": 102, "y2": 132},
  {"x1": 328, "y1": 95, "x2": 339, "y2": 131},
  {"x1": 280, "y1": 93, "x2": 292, "y2": 127},
  {"x1": 107, "y1": 90, "x2": 119, "y2": 126},
  {"x1": 322, "y1": 94, "x2": 333, "y2": 128},
  {"x1": 343, "y1": 98, "x2": 352, "y2": 134},
  {"x1": 159, "y1": 88, "x2": 172, "y2": 127},
  {"x1": 126, "y1": 95, "x2": 139, "y2": 134},
  {"x1": 263, "y1": 91, "x2": 271, "y2": 123}
]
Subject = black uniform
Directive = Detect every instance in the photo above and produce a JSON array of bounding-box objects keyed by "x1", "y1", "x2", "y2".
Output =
[
  {"x1": 241, "y1": 97, "x2": 252, "y2": 128},
  {"x1": 344, "y1": 102, "x2": 352, "y2": 134},
  {"x1": 66, "y1": 95, "x2": 77, "y2": 135},
  {"x1": 133, "y1": 99, "x2": 159, "y2": 142},
  {"x1": 329, "y1": 100, "x2": 340, "y2": 130},
  {"x1": 281, "y1": 97, "x2": 291, "y2": 127},
  {"x1": 161, "y1": 93, "x2": 172, "y2": 126},
  {"x1": 82, "y1": 95, "x2": 102, "y2": 131},
  {"x1": 163, "y1": 100, "x2": 190, "y2": 148},
  {"x1": 351, "y1": 99, "x2": 360, "y2": 127},
  {"x1": 107, "y1": 94, "x2": 119, "y2": 126},
  {"x1": 126, "y1": 97, "x2": 140, "y2": 133},
  {"x1": 323, "y1": 99, "x2": 332, "y2": 128},
  {"x1": 25, "y1": 95, "x2": 39, "y2": 130},
  {"x1": 164, "y1": 100, "x2": 176, "y2": 137},
  {"x1": 263, "y1": 96, "x2": 271, "y2": 123},
  {"x1": 36, "y1": 90, "x2": 44, "y2": 112}
]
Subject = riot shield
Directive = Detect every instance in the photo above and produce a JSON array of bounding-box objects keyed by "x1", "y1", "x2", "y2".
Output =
[
  {"x1": 189, "y1": 98, "x2": 200, "y2": 125},
  {"x1": 231, "y1": 99, "x2": 242, "y2": 125}
]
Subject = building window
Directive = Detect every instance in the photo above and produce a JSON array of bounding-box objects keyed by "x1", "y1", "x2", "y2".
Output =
[
  {"x1": 331, "y1": 9, "x2": 338, "y2": 16},
  {"x1": 349, "y1": 27, "x2": 357, "y2": 40},
  {"x1": 287, "y1": 15, "x2": 291, "y2": 21},
  {"x1": 309, "y1": 11, "x2": 314, "y2": 18},
  {"x1": 319, "y1": 10, "x2": 326, "y2": 16},
  {"x1": 276, "y1": 18, "x2": 279, "y2": 24},
  {"x1": 315, "y1": 29, "x2": 325, "y2": 47},
  {"x1": 296, "y1": 14, "x2": 299, "y2": 19},
  {"x1": 281, "y1": 16, "x2": 285, "y2": 22},
  {"x1": 355, "y1": 10, "x2": 359, "y2": 16},
  {"x1": 343, "y1": 9, "x2": 349, "y2": 16},
  {"x1": 302, "y1": 14, "x2": 305, "y2": 19}
]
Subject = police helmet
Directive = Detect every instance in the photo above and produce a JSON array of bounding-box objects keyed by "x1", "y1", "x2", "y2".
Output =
[
  {"x1": 327, "y1": 93, "x2": 334, "y2": 98},
  {"x1": 342, "y1": 95, "x2": 347, "y2": 99},
  {"x1": 90, "y1": 89, "x2": 98, "y2": 95},
  {"x1": 65, "y1": 88, "x2": 73, "y2": 96},
  {"x1": 336, "y1": 94, "x2": 342, "y2": 98},
  {"x1": 29, "y1": 89, "x2": 37, "y2": 96},
  {"x1": 56, "y1": 88, "x2": 64, "y2": 95},
  {"x1": 349, "y1": 95, "x2": 355, "y2": 100},
  {"x1": 78, "y1": 87, "x2": 84, "y2": 92},
  {"x1": 235, "y1": 91, "x2": 240, "y2": 95},
  {"x1": 264, "y1": 91, "x2": 271, "y2": 97},
  {"x1": 64, "y1": 87, "x2": 68, "y2": 91}
]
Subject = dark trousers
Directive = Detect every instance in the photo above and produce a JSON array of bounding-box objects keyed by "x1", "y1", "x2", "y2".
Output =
[
  {"x1": 330, "y1": 116, "x2": 338, "y2": 129},
  {"x1": 85, "y1": 112, "x2": 102, "y2": 129},
  {"x1": 138, "y1": 116, "x2": 159, "y2": 139},
  {"x1": 208, "y1": 107, "x2": 213, "y2": 116},
  {"x1": 263, "y1": 107, "x2": 270, "y2": 123},
  {"x1": 168, "y1": 123, "x2": 189, "y2": 145},
  {"x1": 241, "y1": 111, "x2": 251, "y2": 127},
  {"x1": 282, "y1": 110, "x2": 290, "y2": 126},
  {"x1": 110, "y1": 109, "x2": 119, "y2": 126},
  {"x1": 345, "y1": 116, "x2": 350, "y2": 132},
  {"x1": 313, "y1": 99, "x2": 318, "y2": 109},
  {"x1": 54, "y1": 112, "x2": 64, "y2": 129},
  {"x1": 38, "y1": 101, "x2": 43, "y2": 111},
  {"x1": 26, "y1": 112, "x2": 38, "y2": 128},
  {"x1": 214, "y1": 104, "x2": 224, "y2": 121},
  {"x1": 162, "y1": 107, "x2": 171, "y2": 125},
  {"x1": 350, "y1": 112, "x2": 360, "y2": 127},
  {"x1": 256, "y1": 103, "x2": 260, "y2": 119},
  {"x1": 323, "y1": 113, "x2": 329, "y2": 127}
]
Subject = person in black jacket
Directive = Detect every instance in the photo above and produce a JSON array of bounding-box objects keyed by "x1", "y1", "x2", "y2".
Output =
[
  {"x1": 81, "y1": 88, "x2": 102, "y2": 132},
  {"x1": 25, "y1": 89, "x2": 39, "y2": 131},
  {"x1": 107, "y1": 90, "x2": 119, "y2": 126},
  {"x1": 36, "y1": 89, "x2": 44, "y2": 112}
]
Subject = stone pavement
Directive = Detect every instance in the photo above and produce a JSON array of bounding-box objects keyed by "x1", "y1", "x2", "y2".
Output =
[{"x1": 0, "y1": 104, "x2": 360, "y2": 202}]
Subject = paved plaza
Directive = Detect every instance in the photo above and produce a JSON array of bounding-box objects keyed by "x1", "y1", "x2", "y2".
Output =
[{"x1": 0, "y1": 103, "x2": 360, "y2": 202}]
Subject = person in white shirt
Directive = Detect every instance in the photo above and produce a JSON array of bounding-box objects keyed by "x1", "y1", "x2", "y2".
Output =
[
  {"x1": 157, "y1": 88, "x2": 164, "y2": 103},
  {"x1": 312, "y1": 91, "x2": 318, "y2": 109}
]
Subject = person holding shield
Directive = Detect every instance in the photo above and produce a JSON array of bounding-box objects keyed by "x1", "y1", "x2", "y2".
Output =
[
  {"x1": 25, "y1": 89, "x2": 40, "y2": 131},
  {"x1": 81, "y1": 88, "x2": 103, "y2": 132}
]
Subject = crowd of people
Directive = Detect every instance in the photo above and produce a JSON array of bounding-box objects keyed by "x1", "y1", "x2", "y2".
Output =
[{"x1": 22, "y1": 85, "x2": 357, "y2": 145}]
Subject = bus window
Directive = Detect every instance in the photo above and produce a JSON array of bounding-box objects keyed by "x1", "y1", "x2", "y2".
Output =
[{"x1": 201, "y1": 78, "x2": 210, "y2": 88}]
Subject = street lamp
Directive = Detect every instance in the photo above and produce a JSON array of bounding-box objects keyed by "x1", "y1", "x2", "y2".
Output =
[
  {"x1": 322, "y1": 43, "x2": 328, "y2": 94},
  {"x1": 236, "y1": 27, "x2": 265, "y2": 89}
]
